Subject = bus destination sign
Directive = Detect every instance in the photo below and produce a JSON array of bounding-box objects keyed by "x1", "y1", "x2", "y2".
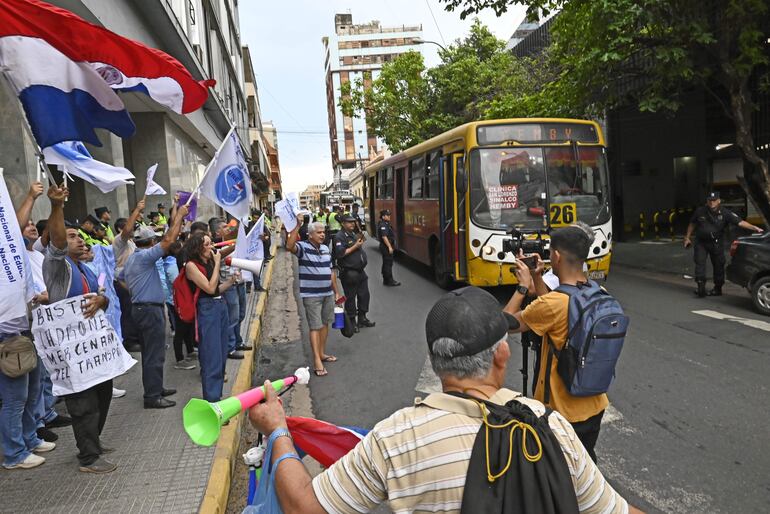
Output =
[{"x1": 477, "y1": 123, "x2": 599, "y2": 145}]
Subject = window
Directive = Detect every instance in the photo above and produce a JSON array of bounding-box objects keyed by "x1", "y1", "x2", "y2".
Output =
[
  {"x1": 409, "y1": 155, "x2": 425, "y2": 198},
  {"x1": 425, "y1": 151, "x2": 441, "y2": 199},
  {"x1": 377, "y1": 167, "x2": 394, "y2": 199}
]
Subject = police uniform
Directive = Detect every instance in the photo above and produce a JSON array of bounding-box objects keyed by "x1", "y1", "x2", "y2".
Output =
[
  {"x1": 377, "y1": 210, "x2": 400, "y2": 286},
  {"x1": 333, "y1": 215, "x2": 374, "y2": 328},
  {"x1": 689, "y1": 192, "x2": 741, "y2": 296}
]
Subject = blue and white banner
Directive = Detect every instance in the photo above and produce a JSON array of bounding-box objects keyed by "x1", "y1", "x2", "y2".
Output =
[
  {"x1": 144, "y1": 163, "x2": 167, "y2": 196},
  {"x1": 234, "y1": 214, "x2": 264, "y2": 282},
  {"x1": 0, "y1": 169, "x2": 35, "y2": 324},
  {"x1": 43, "y1": 141, "x2": 135, "y2": 193},
  {"x1": 198, "y1": 128, "x2": 252, "y2": 221}
]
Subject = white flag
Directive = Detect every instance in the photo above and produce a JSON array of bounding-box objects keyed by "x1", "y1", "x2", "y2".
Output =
[
  {"x1": 198, "y1": 128, "x2": 252, "y2": 220},
  {"x1": 274, "y1": 198, "x2": 297, "y2": 232},
  {"x1": 234, "y1": 215, "x2": 265, "y2": 281},
  {"x1": 0, "y1": 169, "x2": 36, "y2": 323},
  {"x1": 42, "y1": 141, "x2": 135, "y2": 193},
  {"x1": 144, "y1": 163, "x2": 167, "y2": 196},
  {"x1": 286, "y1": 191, "x2": 309, "y2": 215}
]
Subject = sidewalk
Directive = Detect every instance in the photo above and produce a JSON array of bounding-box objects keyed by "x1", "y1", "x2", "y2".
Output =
[{"x1": 0, "y1": 281, "x2": 267, "y2": 513}]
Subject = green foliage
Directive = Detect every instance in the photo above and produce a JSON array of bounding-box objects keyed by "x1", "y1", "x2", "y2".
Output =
[{"x1": 341, "y1": 20, "x2": 580, "y2": 152}]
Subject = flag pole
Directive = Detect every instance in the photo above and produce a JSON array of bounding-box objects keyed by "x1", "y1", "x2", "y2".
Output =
[
  {"x1": 186, "y1": 124, "x2": 237, "y2": 206},
  {"x1": 0, "y1": 67, "x2": 51, "y2": 186}
]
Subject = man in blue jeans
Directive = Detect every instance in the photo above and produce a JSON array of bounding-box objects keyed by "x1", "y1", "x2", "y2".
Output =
[{"x1": 122, "y1": 204, "x2": 188, "y2": 409}]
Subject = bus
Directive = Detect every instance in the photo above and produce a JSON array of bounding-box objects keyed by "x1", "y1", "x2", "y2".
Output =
[{"x1": 364, "y1": 118, "x2": 613, "y2": 287}]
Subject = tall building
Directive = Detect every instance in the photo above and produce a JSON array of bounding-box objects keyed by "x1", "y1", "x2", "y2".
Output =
[
  {"x1": 322, "y1": 13, "x2": 423, "y2": 173},
  {"x1": 505, "y1": 20, "x2": 540, "y2": 51},
  {"x1": 262, "y1": 120, "x2": 283, "y2": 207},
  {"x1": 243, "y1": 45, "x2": 273, "y2": 210},
  {"x1": 0, "y1": 0, "x2": 249, "y2": 223}
]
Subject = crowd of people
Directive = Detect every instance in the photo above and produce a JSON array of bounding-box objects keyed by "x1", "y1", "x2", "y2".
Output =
[{"x1": 0, "y1": 181, "x2": 271, "y2": 473}]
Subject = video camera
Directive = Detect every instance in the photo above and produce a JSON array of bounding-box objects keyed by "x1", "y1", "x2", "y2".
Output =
[{"x1": 501, "y1": 228, "x2": 549, "y2": 259}]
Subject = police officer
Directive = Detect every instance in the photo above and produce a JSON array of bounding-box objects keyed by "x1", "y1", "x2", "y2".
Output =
[
  {"x1": 684, "y1": 191, "x2": 763, "y2": 297},
  {"x1": 377, "y1": 209, "x2": 401, "y2": 286},
  {"x1": 350, "y1": 203, "x2": 364, "y2": 234},
  {"x1": 334, "y1": 214, "x2": 375, "y2": 329}
]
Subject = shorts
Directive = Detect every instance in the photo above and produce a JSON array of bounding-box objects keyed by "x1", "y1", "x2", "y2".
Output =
[{"x1": 302, "y1": 295, "x2": 334, "y2": 330}]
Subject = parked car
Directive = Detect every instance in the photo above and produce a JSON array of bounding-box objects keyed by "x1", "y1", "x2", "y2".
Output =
[{"x1": 727, "y1": 232, "x2": 770, "y2": 316}]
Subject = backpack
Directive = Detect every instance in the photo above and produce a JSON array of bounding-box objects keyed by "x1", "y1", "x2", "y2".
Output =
[
  {"x1": 447, "y1": 392, "x2": 580, "y2": 514},
  {"x1": 545, "y1": 280, "x2": 629, "y2": 401},
  {"x1": 173, "y1": 262, "x2": 205, "y2": 323}
]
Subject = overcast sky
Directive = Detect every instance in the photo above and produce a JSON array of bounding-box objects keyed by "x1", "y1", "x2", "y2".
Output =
[{"x1": 239, "y1": 0, "x2": 526, "y2": 194}]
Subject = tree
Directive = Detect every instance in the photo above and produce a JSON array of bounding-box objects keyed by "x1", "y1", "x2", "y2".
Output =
[
  {"x1": 440, "y1": 0, "x2": 770, "y2": 222},
  {"x1": 341, "y1": 20, "x2": 573, "y2": 152}
]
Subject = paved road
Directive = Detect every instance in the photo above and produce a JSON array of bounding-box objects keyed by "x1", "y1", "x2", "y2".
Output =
[{"x1": 266, "y1": 240, "x2": 770, "y2": 513}]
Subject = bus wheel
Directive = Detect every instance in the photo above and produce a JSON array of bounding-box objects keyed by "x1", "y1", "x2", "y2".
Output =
[{"x1": 431, "y1": 245, "x2": 453, "y2": 290}]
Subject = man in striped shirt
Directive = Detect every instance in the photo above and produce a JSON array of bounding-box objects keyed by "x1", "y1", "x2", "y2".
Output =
[
  {"x1": 248, "y1": 287, "x2": 644, "y2": 514},
  {"x1": 286, "y1": 217, "x2": 341, "y2": 377}
]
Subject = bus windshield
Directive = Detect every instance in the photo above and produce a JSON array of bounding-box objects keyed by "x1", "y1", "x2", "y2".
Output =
[{"x1": 469, "y1": 146, "x2": 610, "y2": 230}]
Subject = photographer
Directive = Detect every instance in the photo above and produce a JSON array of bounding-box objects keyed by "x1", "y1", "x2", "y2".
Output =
[{"x1": 503, "y1": 223, "x2": 608, "y2": 462}]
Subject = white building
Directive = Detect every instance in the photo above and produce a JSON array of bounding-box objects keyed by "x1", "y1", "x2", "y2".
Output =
[{"x1": 322, "y1": 13, "x2": 422, "y2": 174}]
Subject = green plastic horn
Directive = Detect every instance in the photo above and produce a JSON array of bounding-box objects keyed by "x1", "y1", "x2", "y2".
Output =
[{"x1": 183, "y1": 367, "x2": 310, "y2": 446}]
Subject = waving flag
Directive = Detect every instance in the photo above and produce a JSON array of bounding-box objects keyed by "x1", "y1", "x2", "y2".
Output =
[
  {"x1": 234, "y1": 215, "x2": 264, "y2": 282},
  {"x1": 145, "y1": 164, "x2": 167, "y2": 196},
  {"x1": 286, "y1": 417, "x2": 368, "y2": 468},
  {"x1": 198, "y1": 128, "x2": 252, "y2": 220},
  {"x1": 0, "y1": 0, "x2": 214, "y2": 148},
  {"x1": 43, "y1": 141, "x2": 135, "y2": 193}
]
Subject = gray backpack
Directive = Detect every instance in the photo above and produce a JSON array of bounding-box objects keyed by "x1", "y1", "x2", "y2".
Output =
[{"x1": 0, "y1": 335, "x2": 38, "y2": 378}]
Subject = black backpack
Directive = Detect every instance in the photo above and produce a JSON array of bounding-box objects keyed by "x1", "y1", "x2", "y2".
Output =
[{"x1": 448, "y1": 392, "x2": 579, "y2": 514}]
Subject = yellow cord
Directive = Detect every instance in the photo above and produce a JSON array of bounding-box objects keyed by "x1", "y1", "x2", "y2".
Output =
[{"x1": 474, "y1": 401, "x2": 543, "y2": 483}]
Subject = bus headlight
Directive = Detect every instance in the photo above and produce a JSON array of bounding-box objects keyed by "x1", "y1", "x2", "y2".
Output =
[{"x1": 481, "y1": 245, "x2": 495, "y2": 256}]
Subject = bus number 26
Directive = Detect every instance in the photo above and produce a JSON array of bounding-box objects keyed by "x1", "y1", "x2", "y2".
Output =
[{"x1": 550, "y1": 203, "x2": 576, "y2": 227}]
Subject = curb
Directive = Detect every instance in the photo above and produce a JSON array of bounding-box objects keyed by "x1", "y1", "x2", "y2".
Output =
[{"x1": 199, "y1": 250, "x2": 277, "y2": 514}]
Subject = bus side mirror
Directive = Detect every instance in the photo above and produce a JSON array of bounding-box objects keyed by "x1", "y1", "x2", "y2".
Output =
[{"x1": 456, "y1": 167, "x2": 467, "y2": 195}]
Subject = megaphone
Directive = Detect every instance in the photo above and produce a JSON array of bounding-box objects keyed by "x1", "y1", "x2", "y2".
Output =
[
  {"x1": 225, "y1": 256, "x2": 263, "y2": 276},
  {"x1": 183, "y1": 367, "x2": 310, "y2": 446}
]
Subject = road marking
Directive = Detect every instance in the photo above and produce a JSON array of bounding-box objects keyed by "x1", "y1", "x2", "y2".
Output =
[{"x1": 693, "y1": 309, "x2": 770, "y2": 332}]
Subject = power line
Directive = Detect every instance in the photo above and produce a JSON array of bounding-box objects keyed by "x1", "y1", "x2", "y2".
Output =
[
  {"x1": 425, "y1": 0, "x2": 447, "y2": 47},
  {"x1": 258, "y1": 83, "x2": 311, "y2": 132}
]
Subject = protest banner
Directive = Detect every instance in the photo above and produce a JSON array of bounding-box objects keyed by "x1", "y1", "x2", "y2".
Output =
[
  {"x1": 234, "y1": 214, "x2": 265, "y2": 282},
  {"x1": 31, "y1": 294, "x2": 136, "y2": 396},
  {"x1": 0, "y1": 169, "x2": 35, "y2": 324},
  {"x1": 176, "y1": 190, "x2": 198, "y2": 222},
  {"x1": 274, "y1": 198, "x2": 297, "y2": 232}
]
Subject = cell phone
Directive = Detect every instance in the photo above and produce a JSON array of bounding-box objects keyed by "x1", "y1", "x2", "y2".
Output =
[{"x1": 520, "y1": 255, "x2": 538, "y2": 270}]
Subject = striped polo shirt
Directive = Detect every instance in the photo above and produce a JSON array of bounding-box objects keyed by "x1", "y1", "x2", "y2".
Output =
[
  {"x1": 295, "y1": 241, "x2": 333, "y2": 298},
  {"x1": 312, "y1": 389, "x2": 629, "y2": 514}
]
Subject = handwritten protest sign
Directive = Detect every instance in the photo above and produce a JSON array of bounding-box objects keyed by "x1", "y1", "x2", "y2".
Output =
[{"x1": 31, "y1": 295, "x2": 136, "y2": 396}]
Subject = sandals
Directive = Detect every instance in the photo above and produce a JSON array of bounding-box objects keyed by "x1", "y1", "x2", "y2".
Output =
[
  {"x1": 313, "y1": 368, "x2": 328, "y2": 377},
  {"x1": 321, "y1": 355, "x2": 338, "y2": 362}
]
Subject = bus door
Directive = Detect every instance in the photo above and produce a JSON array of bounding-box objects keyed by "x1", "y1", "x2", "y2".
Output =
[
  {"x1": 367, "y1": 175, "x2": 376, "y2": 233},
  {"x1": 454, "y1": 154, "x2": 468, "y2": 280},
  {"x1": 395, "y1": 166, "x2": 406, "y2": 245},
  {"x1": 439, "y1": 155, "x2": 455, "y2": 275}
]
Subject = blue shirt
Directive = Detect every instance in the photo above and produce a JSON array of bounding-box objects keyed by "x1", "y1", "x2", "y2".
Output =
[
  {"x1": 295, "y1": 241, "x2": 333, "y2": 298},
  {"x1": 123, "y1": 244, "x2": 165, "y2": 303}
]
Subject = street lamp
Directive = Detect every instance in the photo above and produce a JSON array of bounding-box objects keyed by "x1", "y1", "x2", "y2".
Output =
[{"x1": 412, "y1": 37, "x2": 448, "y2": 52}]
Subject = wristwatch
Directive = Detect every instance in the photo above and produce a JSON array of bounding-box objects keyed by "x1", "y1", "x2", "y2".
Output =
[{"x1": 515, "y1": 284, "x2": 529, "y2": 295}]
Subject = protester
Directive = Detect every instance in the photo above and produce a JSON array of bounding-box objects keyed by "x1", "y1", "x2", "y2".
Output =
[
  {"x1": 94, "y1": 206, "x2": 114, "y2": 243},
  {"x1": 42, "y1": 184, "x2": 115, "y2": 474},
  {"x1": 113, "y1": 199, "x2": 145, "y2": 353},
  {"x1": 248, "y1": 286, "x2": 642, "y2": 513},
  {"x1": 210, "y1": 217, "x2": 245, "y2": 359},
  {"x1": 286, "y1": 217, "x2": 341, "y2": 377},
  {"x1": 183, "y1": 234, "x2": 236, "y2": 402},
  {"x1": 121, "y1": 204, "x2": 188, "y2": 409},
  {"x1": 504, "y1": 223, "x2": 609, "y2": 462}
]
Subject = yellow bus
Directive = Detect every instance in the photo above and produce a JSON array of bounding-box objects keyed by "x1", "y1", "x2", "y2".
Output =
[{"x1": 365, "y1": 118, "x2": 613, "y2": 287}]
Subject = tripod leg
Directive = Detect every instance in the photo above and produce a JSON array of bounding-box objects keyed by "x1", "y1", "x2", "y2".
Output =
[{"x1": 520, "y1": 334, "x2": 529, "y2": 397}]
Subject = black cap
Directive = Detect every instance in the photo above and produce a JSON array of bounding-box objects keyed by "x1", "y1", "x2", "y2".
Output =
[
  {"x1": 158, "y1": 203, "x2": 165, "y2": 209},
  {"x1": 425, "y1": 286, "x2": 518, "y2": 357},
  {"x1": 83, "y1": 215, "x2": 100, "y2": 225},
  {"x1": 338, "y1": 213, "x2": 356, "y2": 223},
  {"x1": 64, "y1": 220, "x2": 80, "y2": 229},
  {"x1": 94, "y1": 207, "x2": 109, "y2": 218},
  {"x1": 707, "y1": 191, "x2": 720, "y2": 200},
  {"x1": 380, "y1": 209, "x2": 391, "y2": 217}
]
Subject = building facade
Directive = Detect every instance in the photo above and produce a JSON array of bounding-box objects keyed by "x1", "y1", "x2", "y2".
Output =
[
  {"x1": 322, "y1": 13, "x2": 422, "y2": 174},
  {"x1": 242, "y1": 44, "x2": 273, "y2": 211},
  {"x1": 261, "y1": 120, "x2": 283, "y2": 211},
  {"x1": 0, "y1": 0, "x2": 249, "y2": 224},
  {"x1": 300, "y1": 184, "x2": 326, "y2": 212}
]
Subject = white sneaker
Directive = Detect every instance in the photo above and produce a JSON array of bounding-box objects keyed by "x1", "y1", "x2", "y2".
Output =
[
  {"x1": 112, "y1": 387, "x2": 126, "y2": 398},
  {"x1": 33, "y1": 441, "x2": 56, "y2": 453},
  {"x1": 3, "y1": 453, "x2": 45, "y2": 469}
]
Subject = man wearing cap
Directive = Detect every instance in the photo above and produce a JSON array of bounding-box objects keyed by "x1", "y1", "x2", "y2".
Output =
[
  {"x1": 94, "y1": 207, "x2": 114, "y2": 243},
  {"x1": 156, "y1": 203, "x2": 168, "y2": 227},
  {"x1": 112, "y1": 199, "x2": 145, "y2": 353},
  {"x1": 78, "y1": 215, "x2": 104, "y2": 247},
  {"x1": 377, "y1": 209, "x2": 400, "y2": 286},
  {"x1": 684, "y1": 191, "x2": 763, "y2": 297},
  {"x1": 350, "y1": 203, "x2": 364, "y2": 234},
  {"x1": 247, "y1": 286, "x2": 639, "y2": 514},
  {"x1": 333, "y1": 214, "x2": 375, "y2": 329},
  {"x1": 121, "y1": 204, "x2": 188, "y2": 409}
]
